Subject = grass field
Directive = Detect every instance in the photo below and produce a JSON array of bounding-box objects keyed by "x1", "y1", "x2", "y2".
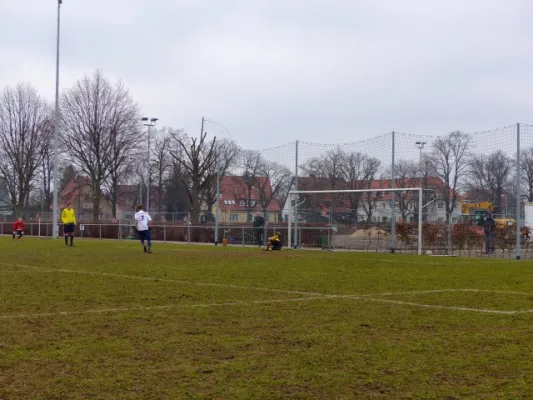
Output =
[{"x1": 2, "y1": 238, "x2": 533, "y2": 399}]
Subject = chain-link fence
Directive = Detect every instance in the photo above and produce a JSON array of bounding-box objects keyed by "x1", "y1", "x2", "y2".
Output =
[{"x1": 3, "y1": 123, "x2": 532, "y2": 258}]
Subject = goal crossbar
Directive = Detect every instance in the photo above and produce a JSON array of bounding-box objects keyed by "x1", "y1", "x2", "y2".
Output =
[{"x1": 287, "y1": 188, "x2": 423, "y2": 255}]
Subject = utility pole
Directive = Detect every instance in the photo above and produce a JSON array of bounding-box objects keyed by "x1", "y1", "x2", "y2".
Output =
[{"x1": 52, "y1": 0, "x2": 63, "y2": 239}]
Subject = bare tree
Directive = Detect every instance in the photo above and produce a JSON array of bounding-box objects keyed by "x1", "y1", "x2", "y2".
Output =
[
  {"x1": 427, "y1": 131, "x2": 471, "y2": 223},
  {"x1": 202, "y1": 138, "x2": 240, "y2": 213},
  {"x1": 239, "y1": 150, "x2": 264, "y2": 220},
  {"x1": 301, "y1": 148, "x2": 345, "y2": 217},
  {"x1": 485, "y1": 151, "x2": 514, "y2": 214},
  {"x1": 38, "y1": 117, "x2": 54, "y2": 212},
  {"x1": 521, "y1": 148, "x2": 533, "y2": 201},
  {"x1": 338, "y1": 151, "x2": 372, "y2": 222},
  {"x1": 0, "y1": 84, "x2": 50, "y2": 217},
  {"x1": 392, "y1": 160, "x2": 420, "y2": 222},
  {"x1": 466, "y1": 151, "x2": 514, "y2": 213},
  {"x1": 255, "y1": 161, "x2": 292, "y2": 220},
  {"x1": 465, "y1": 154, "x2": 491, "y2": 200},
  {"x1": 359, "y1": 159, "x2": 382, "y2": 223},
  {"x1": 61, "y1": 70, "x2": 140, "y2": 221},
  {"x1": 148, "y1": 128, "x2": 174, "y2": 213},
  {"x1": 169, "y1": 131, "x2": 217, "y2": 223}
]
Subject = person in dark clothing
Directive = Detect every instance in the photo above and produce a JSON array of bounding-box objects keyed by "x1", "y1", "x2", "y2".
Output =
[
  {"x1": 253, "y1": 212, "x2": 265, "y2": 247},
  {"x1": 483, "y1": 214, "x2": 496, "y2": 254}
]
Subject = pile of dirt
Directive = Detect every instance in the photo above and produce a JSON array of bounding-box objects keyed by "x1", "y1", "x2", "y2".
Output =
[{"x1": 349, "y1": 227, "x2": 390, "y2": 239}]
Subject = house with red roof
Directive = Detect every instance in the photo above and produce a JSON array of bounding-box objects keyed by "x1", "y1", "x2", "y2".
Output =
[
  {"x1": 58, "y1": 176, "x2": 113, "y2": 220},
  {"x1": 212, "y1": 176, "x2": 282, "y2": 224},
  {"x1": 59, "y1": 178, "x2": 161, "y2": 221}
]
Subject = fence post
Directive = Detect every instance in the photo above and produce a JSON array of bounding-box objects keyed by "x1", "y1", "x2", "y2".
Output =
[
  {"x1": 516, "y1": 122, "x2": 521, "y2": 260},
  {"x1": 294, "y1": 140, "x2": 299, "y2": 249},
  {"x1": 391, "y1": 131, "x2": 396, "y2": 253},
  {"x1": 164, "y1": 225, "x2": 167, "y2": 242},
  {"x1": 242, "y1": 226, "x2": 245, "y2": 246},
  {"x1": 187, "y1": 224, "x2": 191, "y2": 243}
]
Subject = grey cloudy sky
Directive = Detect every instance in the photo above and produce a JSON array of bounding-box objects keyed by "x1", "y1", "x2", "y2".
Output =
[{"x1": 1, "y1": 0, "x2": 532, "y2": 149}]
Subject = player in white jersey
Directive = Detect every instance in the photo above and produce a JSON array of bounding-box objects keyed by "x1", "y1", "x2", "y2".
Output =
[{"x1": 134, "y1": 205, "x2": 153, "y2": 253}]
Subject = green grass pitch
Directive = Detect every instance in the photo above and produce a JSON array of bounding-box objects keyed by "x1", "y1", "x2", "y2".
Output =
[{"x1": 2, "y1": 237, "x2": 533, "y2": 399}]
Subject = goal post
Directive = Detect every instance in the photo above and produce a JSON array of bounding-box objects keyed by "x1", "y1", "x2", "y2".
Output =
[{"x1": 287, "y1": 188, "x2": 423, "y2": 256}]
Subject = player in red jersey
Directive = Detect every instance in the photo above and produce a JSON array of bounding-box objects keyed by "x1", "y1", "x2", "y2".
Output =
[{"x1": 12, "y1": 217, "x2": 24, "y2": 240}]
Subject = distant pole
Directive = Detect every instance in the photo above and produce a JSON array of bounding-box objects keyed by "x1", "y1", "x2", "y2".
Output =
[
  {"x1": 294, "y1": 140, "x2": 299, "y2": 249},
  {"x1": 52, "y1": 0, "x2": 63, "y2": 239},
  {"x1": 215, "y1": 152, "x2": 220, "y2": 245},
  {"x1": 146, "y1": 123, "x2": 151, "y2": 212},
  {"x1": 415, "y1": 141, "x2": 426, "y2": 222},
  {"x1": 418, "y1": 188, "x2": 423, "y2": 256},
  {"x1": 391, "y1": 132, "x2": 396, "y2": 253},
  {"x1": 141, "y1": 117, "x2": 158, "y2": 213},
  {"x1": 516, "y1": 123, "x2": 521, "y2": 260}
]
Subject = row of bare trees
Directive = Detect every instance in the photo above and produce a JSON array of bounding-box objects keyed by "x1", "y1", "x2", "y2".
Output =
[
  {"x1": 1, "y1": 71, "x2": 530, "y2": 226},
  {"x1": 0, "y1": 70, "x2": 294, "y2": 223},
  {"x1": 299, "y1": 131, "x2": 528, "y2": 224}
]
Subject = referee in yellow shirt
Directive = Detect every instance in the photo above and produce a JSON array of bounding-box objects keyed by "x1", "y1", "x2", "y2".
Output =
[{"x1": 61, "y1": 202, "x2": 77, "y2": 247}]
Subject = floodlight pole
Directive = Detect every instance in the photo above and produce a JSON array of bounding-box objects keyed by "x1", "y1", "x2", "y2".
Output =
[
  {"x1": 415, "y1": 141, "x2": 426, "y2": 223},
  {"x1": 142, "y1": 117, "x2": 158, "y2": 213},
  {"x1": 52, "y1": 0, "x2": 63, "y2": 239}
]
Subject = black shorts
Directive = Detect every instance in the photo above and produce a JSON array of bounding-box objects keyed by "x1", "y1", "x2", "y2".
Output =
[
  {"x1": 138, "y1": 229, "x2": 151, "y2": 241},
  {"x1": 64, "y1": 223, "x2": 75, "y2": 234}
]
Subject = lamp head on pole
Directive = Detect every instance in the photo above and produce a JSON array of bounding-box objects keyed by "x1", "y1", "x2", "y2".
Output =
[{"x1": 415, "y1": 141, "x2": 427, "y2": 150}]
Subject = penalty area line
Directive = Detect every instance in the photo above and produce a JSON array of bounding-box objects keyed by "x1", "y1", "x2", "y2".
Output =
[
  {"x1": 0, "y1": 296, "x2": 327, "y2": 320},
  {"x1": 0, "y1": 262, "x2": 324, "y2": 297}
]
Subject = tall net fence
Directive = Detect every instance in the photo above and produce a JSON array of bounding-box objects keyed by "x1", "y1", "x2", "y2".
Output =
[{"x1": 4, "y1": 122, "x2": 533, "y2": 258}]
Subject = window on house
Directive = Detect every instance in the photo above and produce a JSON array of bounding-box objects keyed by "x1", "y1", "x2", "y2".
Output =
[
  {"x1": 265, "y1": 213, "x2": 270, "y2": 222},
  {"x1": 230, "y1": 214, "x2": 238, "y2": 222},
  {"x1": 381, "y1": 191, "x2": 387, "y2": 197},
  {"x1": 239, "y1": 200, "x2": 245, "y2": 207},
  {"x1": 438, "y1": 202, "x2": 444, "y2": 209}
]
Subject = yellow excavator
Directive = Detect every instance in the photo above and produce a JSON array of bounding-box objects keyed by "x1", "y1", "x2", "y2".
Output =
[{"x1": 458, "y1": 201, "x2": 514, "y2": 227}]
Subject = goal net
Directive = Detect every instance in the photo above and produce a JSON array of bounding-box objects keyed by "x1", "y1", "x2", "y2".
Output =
[{"x1": 286, "y1": 188, "x2": 424, "y2": 255}]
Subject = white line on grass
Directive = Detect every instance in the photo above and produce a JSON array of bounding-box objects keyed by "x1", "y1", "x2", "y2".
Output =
[
  {"x1": 368, "y1": 288, "x2": 533, "y2": 297},
  {"x1": 3, "y1": 262, "x2": 533, "y2": 317},
  {"x1": 0, "y1": 263, "x2": 324, "y2": 297},
  {"x1": 2, "y1": 293, "x2": 532, "y2": 319},
  {"x1": 0, "y1": 296, "x2": 327, "y2": 320}
]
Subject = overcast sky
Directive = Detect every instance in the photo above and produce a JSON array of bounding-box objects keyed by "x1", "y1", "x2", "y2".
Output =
[{"x1": 1, "y1": 0, "x2": 532, "y2": 149}]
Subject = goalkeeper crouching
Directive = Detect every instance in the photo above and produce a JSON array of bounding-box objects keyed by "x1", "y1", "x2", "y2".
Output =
[{"x1": 265, "y1": 232, "x2": 283, "y2": 251}]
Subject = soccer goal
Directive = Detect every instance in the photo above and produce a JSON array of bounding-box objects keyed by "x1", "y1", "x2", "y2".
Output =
[{"x1": 286, "y1": 188, "x2": 424, "y2": 255}]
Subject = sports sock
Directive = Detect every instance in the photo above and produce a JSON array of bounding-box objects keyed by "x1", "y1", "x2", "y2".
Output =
[
  {"x1": 70, "y1": 236, "x2": 74, "y2": 245},
  {"x1": 65, "y1": 236, "x2": 68, "y2": 245}
]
